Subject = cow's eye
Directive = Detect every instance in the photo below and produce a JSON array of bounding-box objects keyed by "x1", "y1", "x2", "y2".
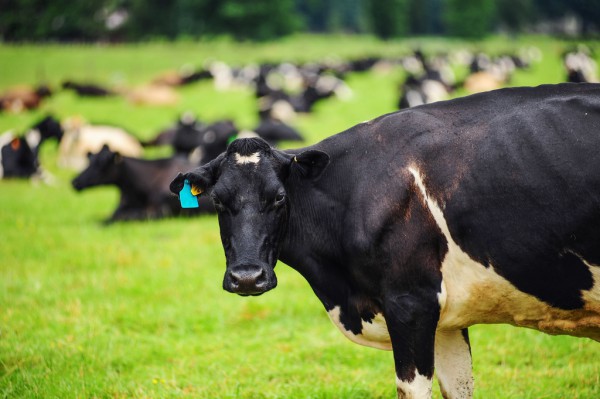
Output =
[{"x1": 274, "y1": 192, "x2": 286, "y2": 205}]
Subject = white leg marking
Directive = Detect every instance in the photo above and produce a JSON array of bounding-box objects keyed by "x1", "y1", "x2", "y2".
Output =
[
  {"x1": 396, "y1": 373, "x2": 432, "y2": 399},
  {"x1": 234, "y1": 152, "x2": 260, "y2": 164},
  {"x1": 435, "y1": 330, "x2": 473, "y2": 399}
]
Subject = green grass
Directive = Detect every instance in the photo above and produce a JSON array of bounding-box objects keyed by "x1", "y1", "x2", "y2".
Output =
[{"x1": 1, "y1": 34, "x2": 599, "y2": 398}]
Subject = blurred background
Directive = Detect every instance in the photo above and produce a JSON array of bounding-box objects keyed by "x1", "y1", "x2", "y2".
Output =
[
  {"x1": 1, "y1": 1, "x2": 599, "y2": 399},
  {"x1": 0, "y1": 0, "x2": 599, "y2": 41}
]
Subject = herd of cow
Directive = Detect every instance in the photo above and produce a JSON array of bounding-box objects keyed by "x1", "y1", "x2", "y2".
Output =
[
  {"x1": 1, "y1": 47, "x2": 598, "y2": 222},
  {"x1": 2, "y1": 45, "x2": 600, "y2": 399}
]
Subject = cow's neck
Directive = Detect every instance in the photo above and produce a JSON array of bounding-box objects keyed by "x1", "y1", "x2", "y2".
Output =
[
  {"x1": 114, "y1": 158, "x2": 148, "y2": 205},
  {"x1": 279, "y1": 136, "x2": 383, "y2": 326}
]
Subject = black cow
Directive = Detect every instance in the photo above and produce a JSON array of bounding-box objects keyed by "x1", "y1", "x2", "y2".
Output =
[
  {"x1": 0, "y1": 115, "x2": 63, "y2": 179},
  {"x1": 62, "y1": 81, "x2": 116, "y2": 97},
  {"x1": 170, "y1": 83, "x2": 600, "y2": 398},
  {"x1": 0, "y1": 136, "x2": 38, "y2": 178},
  {"x1": 172, "y1": 118, "x2": 238, "y2": 164},
  {"x1": 73, "y1": 145, "x2": 213, "y2": 222}
]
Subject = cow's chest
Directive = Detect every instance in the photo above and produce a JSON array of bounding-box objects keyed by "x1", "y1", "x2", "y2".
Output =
[{"x1": 326, "y1": 306, "x2": 392, "y2": 350}]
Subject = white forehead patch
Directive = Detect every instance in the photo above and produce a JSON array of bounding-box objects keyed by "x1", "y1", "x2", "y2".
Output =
[{"x1": 234, "y1": 152, "x2": 260, "y2": 165}]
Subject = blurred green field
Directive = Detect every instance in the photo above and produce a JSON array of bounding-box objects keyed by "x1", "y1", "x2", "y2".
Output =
[{"x1": 1, "y1": 35, "x2": 599, "y2": 399}]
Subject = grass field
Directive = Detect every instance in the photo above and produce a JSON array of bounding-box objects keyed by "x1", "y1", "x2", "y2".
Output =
[{"x1": 1, "y1": 35, "x2": 599, "y2": 398}]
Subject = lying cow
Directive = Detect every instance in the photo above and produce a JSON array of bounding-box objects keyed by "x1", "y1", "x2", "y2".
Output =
[
  {"x1": 170, "y1": 83, "x2": 600, "y2": 399},
  {"x1": 59, "y1": 117, "x2": 144, "y2": 170},
  {"x1": 0, "y1": 115, "x2": 64, "y2": 179},
  {"x1": 0, "y1": 135, "x2": 37, "y2": 178},
  {"x1": 73, "y1": 145, "x2": 213, "y2": 223}
]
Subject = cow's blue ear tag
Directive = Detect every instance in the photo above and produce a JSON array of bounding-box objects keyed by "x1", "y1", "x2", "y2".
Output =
[{"x1": 179, "y1": 179, "x2": 200, "y2": 208}]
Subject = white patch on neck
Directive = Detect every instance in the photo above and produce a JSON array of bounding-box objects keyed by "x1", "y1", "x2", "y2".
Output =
[
  {"x1": 408, "y1": 166, "x2": 600, "y2": 338},
  {"x1": 396, "y1": 372, "x2": 432, "y2": 399},
  {"x1": 234, "y1": 152, "x2": 260, "y2": 165},
  {"x1": 327, "y1": 306, "x2": 392, "y2": 350}
]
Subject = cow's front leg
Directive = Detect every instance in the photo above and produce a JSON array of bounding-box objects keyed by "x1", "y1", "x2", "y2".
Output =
[
  {"x1": 385, "y1": 293, "x2": 440, "y2": 399},
  {"x1": 435, "y1": 329, "x2": 473, "y2": 399}
]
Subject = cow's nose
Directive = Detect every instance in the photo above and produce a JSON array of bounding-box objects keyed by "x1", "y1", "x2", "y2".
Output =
[
  {"x1": 71, "y1": 179, "x2": 83, "y2": 191},
  {"x1": 226, "y1": 266, "x2": 267, "y2": 295}
]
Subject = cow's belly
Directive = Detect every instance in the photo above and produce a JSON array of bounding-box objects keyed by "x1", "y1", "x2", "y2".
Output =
[{"x1": 436, "y1": 243, "x2": 600, "y2": 339}]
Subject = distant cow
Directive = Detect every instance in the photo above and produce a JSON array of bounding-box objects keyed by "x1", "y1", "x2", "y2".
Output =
[
  {"x1": 58, "y1": 117, "x2": 143, "y2": 170},
  {"x1": 0, "y1": 135, "x2": 37, "y2": 178},
  {"x1": 0, "y1": 115, "x2": 63, "y2": 179},
  {"x1": 72, "y1": 145, "x2": 213, "y2": 223},
  {"x1": 0, "y1": 85, "x2": 52, "y2": 113},
  {"x1": 171, "y1": 83, "x2": 600, "y2": 399},
  {"x1": 564, "y1": 48, "x2": 598, "y2": 83},
  {"x1": 62, "y1": 81, "x2": 116, "y2": 97},
  {"x1": 172, "y1": 118, "x2": 238, "y2": 164}
]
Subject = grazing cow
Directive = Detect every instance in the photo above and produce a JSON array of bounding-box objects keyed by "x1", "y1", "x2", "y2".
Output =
[
  {"x1": 72, "y1": 145, "x2": 213, "y2": 222},
  {"x1": 398, "y1": 75, "x2": 450, "y2": 109},
  {"x1": 564, "y1": 48, "x2": 598, "y2": 83},
  {"x1": 59, "y1": 117, "x2": 143, "y2": 170},
  {"x1": 170, "y1": 83, "x2": 600, "y2": 399},
  {"x1": 62, "y1": 81, "x2": 116, "y2": 97},
  {"x1": 172, "y1": 117, "x2": 237, "y2": 164}
]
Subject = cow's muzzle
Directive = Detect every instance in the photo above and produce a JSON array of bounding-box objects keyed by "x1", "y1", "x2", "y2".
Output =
[
  {"x1": 71, "y1": 178, "x2": 85, "y2": 191},
  {"x1": 223, "y1": 263, "x2": 277, "y2": 296}
]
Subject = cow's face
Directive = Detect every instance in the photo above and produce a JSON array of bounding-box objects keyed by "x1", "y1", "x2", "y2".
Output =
[
  {"x1": 170, "y1": 138, "x2": 329, "y2": 296},
  {"x1": 72, "y1": 145, "x2": 122, "y2": 191}
]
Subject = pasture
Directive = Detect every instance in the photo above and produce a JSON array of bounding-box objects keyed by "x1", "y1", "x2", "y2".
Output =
[{"x1": 1, "y1": 35, "x2": 599, "y2": 398}]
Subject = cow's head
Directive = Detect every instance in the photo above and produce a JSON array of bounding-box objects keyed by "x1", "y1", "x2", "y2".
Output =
[
  {"x1": 72, "y1": 145, "x2": 122, "y2": 191},
  {"x1": 170, "y1": 138, "x2": 329, "y2": 296}
]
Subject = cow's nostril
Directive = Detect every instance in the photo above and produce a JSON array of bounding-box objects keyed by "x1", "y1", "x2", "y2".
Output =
[{"x1": 228, "y1": 267, "x2": 265, "y2": 293}]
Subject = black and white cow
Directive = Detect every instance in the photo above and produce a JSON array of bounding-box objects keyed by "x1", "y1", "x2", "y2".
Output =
[
  {"x1": 170, "y1": 83, "x2": 600, "y2": 399},
  {"x1": 73, "y1": 145, "x2": 213, "y2": 222},
  {"x1": 0, "y1": 115, "x2": 63, "y2": 179}
]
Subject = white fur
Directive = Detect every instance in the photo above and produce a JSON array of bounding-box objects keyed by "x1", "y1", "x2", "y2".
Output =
[
  {"x1": 25, "y1": 129, "x2": 41, "y2": 149},
  {"x1": 234, "y1": 152, "x2": 260, "y2": 165},
  {"x1": 58, "y1": 120, "x2": 143, "y2": 170},
  {"x1": 434, "y1": 330, "x2": 474, "y2": 399},
  {"x1": 396, "y1": 372, "x2": 432, "y2": 399}
]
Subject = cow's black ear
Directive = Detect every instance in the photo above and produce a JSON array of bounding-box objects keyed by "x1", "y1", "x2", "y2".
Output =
[
  {"x1": 169, "y1": 153, "x2": 224, "y2": 195},
  {"x1": 169, "y1": 173, "x2": 187, "y2": 194},
  {"x1": 291, "y1": 150, "x2": 330, "y2": 179}
]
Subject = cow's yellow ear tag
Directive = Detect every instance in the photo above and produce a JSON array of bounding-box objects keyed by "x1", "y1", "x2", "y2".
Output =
[{"x1": 191, "y1": 184, "x2": 203, "y2": 196}]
